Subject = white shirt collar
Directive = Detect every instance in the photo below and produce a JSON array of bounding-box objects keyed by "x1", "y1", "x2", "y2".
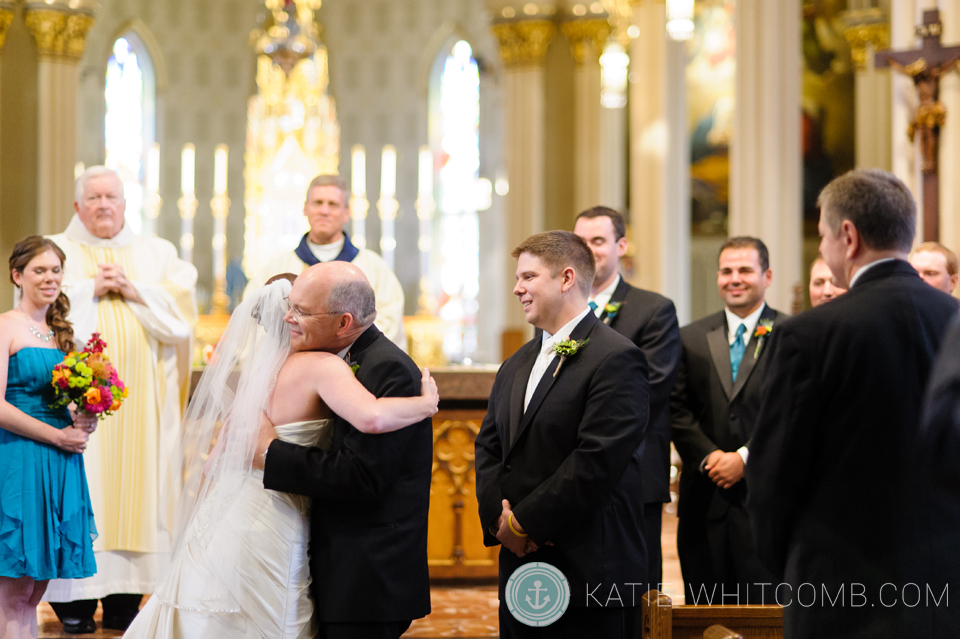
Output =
[
  {"x1": 848, "y1": 257, "x2": 897, "y2": 289},
  {"x1": 307, "y1": 236, "x2": 346, "y2": 263},
  {"x1": 540, "y1": 306, "x2": 592, "y2": 353},
  {"x1": 588, "y1": 275, "x2": 621, "y2": 317},
  {"x1": 63, "y1": 214, "x2": 135, "y2": 248},
  {"x1": 724, "y1": 302, "x2": 766, "y2": 346}
]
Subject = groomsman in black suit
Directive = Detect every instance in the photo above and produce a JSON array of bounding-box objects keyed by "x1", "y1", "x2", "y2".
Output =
[
  {"x1": 670, "y1": 236, "x2": 781, "y2": 605},
  {"x1": 574, "y1": 206, "x2": 681, "y2": 592},
  {"x1": 475, "y1": 231, "x2": 650, "y2": 637},
  {"x1": 747, "y1": 169, "x2": 959, "y2": 638}
]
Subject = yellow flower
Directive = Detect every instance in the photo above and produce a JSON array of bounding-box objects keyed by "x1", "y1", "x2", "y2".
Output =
[{"x1": 84, "y1": 387, "x2": 101, "y2": 404}]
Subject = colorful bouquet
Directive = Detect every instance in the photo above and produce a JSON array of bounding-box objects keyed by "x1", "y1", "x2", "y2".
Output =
[{"x1": 49, "y1": 333, "x2": 129, "y2": 419}]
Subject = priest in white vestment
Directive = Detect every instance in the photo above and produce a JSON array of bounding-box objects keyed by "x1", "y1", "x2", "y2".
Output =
[
  {"x1": 43, "y1": 166, "x2": 197, "y2": 633},
  {"x1": 243, "y1": 174, "x2": 407, "y2": 350}
]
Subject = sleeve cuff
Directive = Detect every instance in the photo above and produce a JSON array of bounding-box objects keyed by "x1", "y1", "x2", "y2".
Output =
[{"x1": 737, "y1": 446, "x2": 749, "y2": 465}]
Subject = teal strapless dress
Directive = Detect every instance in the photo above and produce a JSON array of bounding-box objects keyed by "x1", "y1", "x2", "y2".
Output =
[{"x1": 0, "y1": 347, "x2": 97, "y2": 580}]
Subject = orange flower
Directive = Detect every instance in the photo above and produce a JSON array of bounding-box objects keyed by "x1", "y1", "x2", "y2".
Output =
[
  {"x1": 110, "y1": 400, "x2": 121, "y2": 411},
  {"x1": 755, "y1": 326, "x2": 770, "y2": 336},
  {"x1": 84, "y1": 387, "x2": 101, "y2": 404}
]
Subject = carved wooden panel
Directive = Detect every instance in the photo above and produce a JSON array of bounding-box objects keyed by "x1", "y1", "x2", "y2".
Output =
[{"x1": 428, "y1": 409, "x2": 499, "y2": 580}]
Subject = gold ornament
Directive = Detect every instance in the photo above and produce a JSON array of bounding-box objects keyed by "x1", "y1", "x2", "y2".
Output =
[
  {"x1": 0, "y1": 7, "x2": 15, "y2": 52},
  {"x1": 24, "y1": 7, "x2": 95, "y2": 61},
  {"x1": 844, "y1": 22, "x2": 890, "y2": 70},
  {"x1": 560, "y1": 18, "x2": 612, "y2": 65},
  {"x1": 491, "y1": 20, "x2": 557, "y2": 68}
]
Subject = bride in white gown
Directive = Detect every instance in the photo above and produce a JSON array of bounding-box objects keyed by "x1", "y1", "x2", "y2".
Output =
[{"x1": 123, "y1": 278, "x2": 438, "y2": 639}]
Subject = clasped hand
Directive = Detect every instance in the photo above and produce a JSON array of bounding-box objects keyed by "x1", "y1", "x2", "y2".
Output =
[
  {"x1": 94, "y1": 264, "x2": 143, "y2": 304},
  {"x1": 705, "y1": 449, "x2": 744, "y2": 489},
  {"x1": 495, "y1": 499, "x2": 555, "y2": 558}
]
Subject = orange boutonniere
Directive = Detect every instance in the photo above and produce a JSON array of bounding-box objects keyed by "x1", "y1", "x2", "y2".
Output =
[{"x1": 753, "y1": 320, "x2": 774, "y2": 358}]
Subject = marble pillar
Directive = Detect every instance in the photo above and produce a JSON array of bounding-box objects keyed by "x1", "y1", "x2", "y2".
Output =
[
  {"x1": 560, "y1": 18, "x2": 608, "y2": 213},
  {"x1": 730, "y1": 0, "x2": 802, "y2": 314},
  {"x1": 938, "y1": 0, "x2": 960, "y2": 279},
  {"x1": 629, "y1": 4, "x2": 690, "y2": 323},
  {"x1": 0, "y1": 1, "x2": 14, "y2": 217},
  {"x1": 890, "y1": 0, "x2": 921, "y2": 237},
  {"x1": 24, "y1": 5, "x2": 94, "y2": 235},
  {"x1": 491, "y1": 18, "x2": 556, "y2": 348},
  {"x1": 844, "y1": 11, "x2": 893, "y2": 170}
]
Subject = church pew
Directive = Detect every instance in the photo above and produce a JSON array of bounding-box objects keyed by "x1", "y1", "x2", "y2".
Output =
[
  {"x1": 704, "y1": 625, "x2": 744, "y2": 639},
  {"x1": 642, "y1": 590, "x2": 783, "y2": 639}
]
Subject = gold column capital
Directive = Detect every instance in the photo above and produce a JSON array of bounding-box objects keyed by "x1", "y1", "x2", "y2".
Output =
[
  {"x1": 842, "y1": 9, "x2": 889, "y2": 71},
  {"x1": 24, "y1": 5, "x2": 95, "y2": 62},
  {"x1": 560, "y1": 18, "x2": 611, "y2": 65},
  {"x1": 0, "y1": 5, "x2": 15, "y2": 53},
  {"x1": 492, "y1": 19, "x2": 557, "y2": 68}
]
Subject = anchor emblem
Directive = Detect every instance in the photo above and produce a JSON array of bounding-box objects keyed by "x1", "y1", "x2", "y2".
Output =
[{"x1": 525, "y1": 580, "x2": 551, "y2": 609}]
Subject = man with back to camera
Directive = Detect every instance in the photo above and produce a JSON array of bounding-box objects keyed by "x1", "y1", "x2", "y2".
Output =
[
  {"x1": 669, "y1": 236, "x2": 781, "y2": 605},
  {"x1": 243, "y1": 174, "x2": 407, "y2": 349},
  {"x1": 475, "y1": 230, "x2": 650, "y2": 637},
  {"x1": 747, "y1": 169, "x2": 959, "y2": 637},
  {"x1": 573, "y1": 206, "x2": 681, "y2": 593}
]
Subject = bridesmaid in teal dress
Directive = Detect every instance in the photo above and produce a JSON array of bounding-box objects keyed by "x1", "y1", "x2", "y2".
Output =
[{"x1": 0, "y1": 237, "x2": 98, "y2": 639}]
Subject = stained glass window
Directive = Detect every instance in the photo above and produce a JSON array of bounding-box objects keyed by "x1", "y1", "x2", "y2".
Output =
[
  {"x1": 435, "y1": 40, "x2": 480, "y2": 362},
  {"x1": 105, "y1": 36, "x2": 150, "y2": 234}
]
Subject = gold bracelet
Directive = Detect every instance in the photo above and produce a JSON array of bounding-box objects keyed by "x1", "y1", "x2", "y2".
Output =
[{"x1": 508, "y1": 513, "x2": 528, "y2": 537}]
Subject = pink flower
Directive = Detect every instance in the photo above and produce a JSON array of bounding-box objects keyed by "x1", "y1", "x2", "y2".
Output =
[{"x1": 84, "y1": 386, "x2": 113, "y2": 414}]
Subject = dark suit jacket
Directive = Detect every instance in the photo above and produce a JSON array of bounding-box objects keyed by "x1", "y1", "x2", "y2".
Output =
[
  {"x1": 746, "y1": 261, "x2": 959, "y2": 637},
  {"x1": 475, "y1": 312, "x2": 650, "y2": 606},
  {"x1": 600, "y1": 278, "x2": 681, "y2": 504},
  {"x1": 910, "y1": 316, "x2": 960, "y2": 636},
  {"x1": 263, "y1": 326, "x2": 432, "y2": 623},
  {"x1": 670, "y1": 303, "x2": 783, "y2": 524}
]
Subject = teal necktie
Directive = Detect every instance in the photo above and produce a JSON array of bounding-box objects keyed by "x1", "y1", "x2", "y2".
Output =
[
  {"x1": 730, "y1": 323, "x2": 747, "y2": 382},
  {"x1": 588, "y1": 301, "x2": 598, "y2": 311}
]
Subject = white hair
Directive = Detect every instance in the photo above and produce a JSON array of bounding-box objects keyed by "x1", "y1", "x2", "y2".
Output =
[{"x1": 75, "y1": 166, "x2": 123, "y2": 203}]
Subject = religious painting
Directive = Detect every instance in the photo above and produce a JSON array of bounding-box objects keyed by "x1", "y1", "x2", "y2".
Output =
[
  {"x1": 686, "y1": 0, "x2": 735, "y2": 237},
  {"x1": 801, "y1": 0, "x2": 855, "y2": 234}
]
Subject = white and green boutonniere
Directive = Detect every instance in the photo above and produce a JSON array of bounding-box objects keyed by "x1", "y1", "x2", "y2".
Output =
[
  {"x1": 753, "y1": 319, "x2": 774, "y2": 358},
  {"x1": 552, "y1": 338, "x2": 589, "y2": 377},
  {"x1": 603, "y1": 301, "x2": 623, "y2": 325}
]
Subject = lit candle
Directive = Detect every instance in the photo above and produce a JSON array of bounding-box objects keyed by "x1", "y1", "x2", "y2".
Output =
[
  {"x1": 351, "y1": 145, "x2": 366, "y2": 197},
  {"x1": 418, "y1": 147, "x2": 432, "y2": 198},
  {"x1": 181, "y1": 144, "x2": 195, "y2": 195},
  {"x1": 146, "y1": 144, "x2": 160, "y2": 194},
  {"x1": 378, "y1": 145, "x2": 398, "y2": 269},
  {"x1": 380, "y1": 145, "x2": 397, "y2": 199},
  {"x1": 214, "y1": 144, "x2": 228, "y2": 196}
]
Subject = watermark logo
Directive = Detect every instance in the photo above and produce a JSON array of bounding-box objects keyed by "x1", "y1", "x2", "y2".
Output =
[{"x1": 505, "y1": 562, "x2": 571, "y2": 627}]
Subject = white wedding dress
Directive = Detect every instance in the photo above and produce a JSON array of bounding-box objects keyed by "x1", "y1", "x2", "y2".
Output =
[{"x1": 123, "y1": 419, "x2": 331, "y2": 639}]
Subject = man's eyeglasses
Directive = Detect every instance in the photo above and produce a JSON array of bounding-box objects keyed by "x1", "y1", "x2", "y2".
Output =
[{"x1": 281, "y1": 297, "x2": 343, "y2": 320}]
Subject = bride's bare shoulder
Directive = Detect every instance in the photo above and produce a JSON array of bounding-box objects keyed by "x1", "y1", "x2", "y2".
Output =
[{"x1": 280, "y1": 350, "x2": 343, "y2": 373}]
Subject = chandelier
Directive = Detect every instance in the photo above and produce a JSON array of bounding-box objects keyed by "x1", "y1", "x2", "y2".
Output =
[{"x1": 252, "y1": 0, "x2": 322, "y2": 76}]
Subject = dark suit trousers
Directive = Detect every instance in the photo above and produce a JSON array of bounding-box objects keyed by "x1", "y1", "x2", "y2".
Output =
[
  {"x1": 643, "y1": 502, "x2": 663, "y2": 590},
  {"x1": 499, "y1": 602, "x2": 642, "y2": 639},
  {"x1": 317, "y1": 621, "x2": 411, "y2": 639}
]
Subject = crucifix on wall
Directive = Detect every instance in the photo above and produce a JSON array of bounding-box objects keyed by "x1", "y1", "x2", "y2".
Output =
[{"x1": 876, "y1": 9, "x2": 960, "y2": 242}]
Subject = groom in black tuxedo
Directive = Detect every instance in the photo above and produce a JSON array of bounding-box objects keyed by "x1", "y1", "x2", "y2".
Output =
[
  {"x1": 475, "y1": 231, "x2": 650, "y2": 637},
  {"x1": 255, "y1": 262, "x2": 431, "y2": 639}
]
